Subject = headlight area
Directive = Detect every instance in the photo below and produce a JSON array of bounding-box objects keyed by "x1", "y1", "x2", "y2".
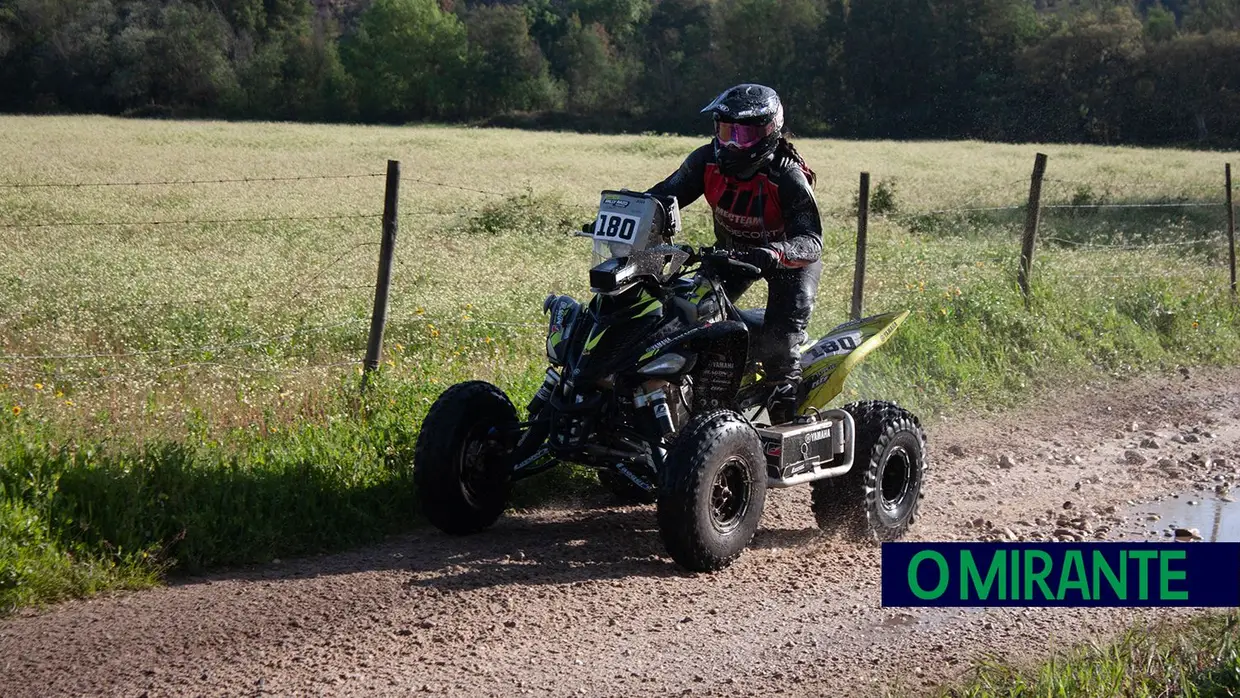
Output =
[{"x1": 637, "y1": 352, "x2": 689, "y2": 375}]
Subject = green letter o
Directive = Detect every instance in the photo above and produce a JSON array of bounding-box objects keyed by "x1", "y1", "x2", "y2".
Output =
[{"x1": 909, "y1": 551, "x2": 950, "y2": 600}]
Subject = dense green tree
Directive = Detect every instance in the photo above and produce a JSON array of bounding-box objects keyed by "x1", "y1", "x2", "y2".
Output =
[
  {"x1": 1016, "y1": 6, "x2": 1145, "y2": 142},
  {"x1": 339, "y1": 0, "x2": 468, "y2": 121},
  {"x1": 0, "y1": 0, "x2": 1239, "y2": 146},
  {"x1": 1145, "y1": 3, "x2": 1178, "y2": 39},
  {"x1": 553, "y1": 14, "x2": 630, "y2": 113},
  {"x1": 712, "y1": 0, "x2": 824, "y2": 125},
  {"x1": 108, "y1": 0, "x2": 237, "y2": 113},
  {"x1": 234, "y1": 18, "x2": 354, "y2": 120},
  {"x1": 462, "y1": 4, "x2": 559, "y2": 116},
  {"x1": 636, "y1": 0, "x2": 716, "y2": 129}
]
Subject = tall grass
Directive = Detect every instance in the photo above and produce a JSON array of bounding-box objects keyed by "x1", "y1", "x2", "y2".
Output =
[
  {"x1": 941, "y1": 613, "x2": 1240, "y2": 697},
  {"x1": 1, "y1": 116, "x2": 1238, "y2": 611}
]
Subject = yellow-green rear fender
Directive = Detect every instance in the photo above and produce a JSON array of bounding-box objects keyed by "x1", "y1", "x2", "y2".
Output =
[{"x1": 798, "y1": 310, "x2": 910, "y2": 414}]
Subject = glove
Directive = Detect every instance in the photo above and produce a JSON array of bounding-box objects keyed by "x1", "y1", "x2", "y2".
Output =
[{"x1": 734, "y1": 245, "x2": 780, "y2": 273}]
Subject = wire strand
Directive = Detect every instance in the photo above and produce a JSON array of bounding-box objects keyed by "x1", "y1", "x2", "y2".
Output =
[
  {"x1": 0, "y1": 213, "x2": 378, "y2": 229},
  {"x1": 403, "y1": 176, "x2": 511, "y2": 197},
  {"x1": 1042, "y1": 201, "x2": 1223, "y2": 210},
  {"x1": 1042, "y1": 235, "x2": 1225, "y2": 250},
  {"x1": 0, "y1": 318, "x2": 369, "y2": 362},
  {"x1": 0, "y1": 173, "x2": 385, "y2": 189}
]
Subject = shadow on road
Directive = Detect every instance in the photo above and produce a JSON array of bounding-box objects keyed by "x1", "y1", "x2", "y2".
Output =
[{"x1": 170, "y1": 503, "x2": 831, "y2": 593}]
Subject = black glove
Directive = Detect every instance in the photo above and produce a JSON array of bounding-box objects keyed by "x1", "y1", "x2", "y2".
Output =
[{"x1": 734, "y1": 245, "x2": 780, "y2": 273}]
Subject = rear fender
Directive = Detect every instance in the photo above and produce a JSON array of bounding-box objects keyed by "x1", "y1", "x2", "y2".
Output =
[{"x1": 798, "y1": 310, "x2": 910, "y2": 413}]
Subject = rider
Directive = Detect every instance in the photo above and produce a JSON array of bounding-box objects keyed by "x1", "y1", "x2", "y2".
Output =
[{"x1": 646, "y1": 83, "x2": 823, "y2": 423}]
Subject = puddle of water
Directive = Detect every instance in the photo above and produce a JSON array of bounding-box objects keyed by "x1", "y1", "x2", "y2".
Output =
[
  {"x1": 1128, "y1": 495, "x2": 1240, "y2": 542},
  {"x1": 880, "y1": 612, "x2": 919, "y2": 627}
]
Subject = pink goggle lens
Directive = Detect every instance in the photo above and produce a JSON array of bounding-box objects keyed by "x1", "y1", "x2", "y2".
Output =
[{"x1": 716, "y1": 121, "x2": 774, "y2": 149}]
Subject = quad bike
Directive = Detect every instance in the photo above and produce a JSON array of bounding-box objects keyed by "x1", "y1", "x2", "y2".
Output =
[{"x1": 413, "y1": 190, "x2": 926, "y2": 572}]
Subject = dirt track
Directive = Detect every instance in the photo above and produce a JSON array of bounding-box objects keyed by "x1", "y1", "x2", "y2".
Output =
[{"x1": 4, "y1": 368, "x2": 1240, "y2": 697}]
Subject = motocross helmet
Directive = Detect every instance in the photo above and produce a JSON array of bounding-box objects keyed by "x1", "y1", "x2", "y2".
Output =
[{"x1": 701, "y1": 84, "x2": 784, "y2": 180}]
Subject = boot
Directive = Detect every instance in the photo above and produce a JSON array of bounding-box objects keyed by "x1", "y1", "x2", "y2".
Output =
[{"x1": 766, "y1": 367, "x2": 802, "y2": 425}]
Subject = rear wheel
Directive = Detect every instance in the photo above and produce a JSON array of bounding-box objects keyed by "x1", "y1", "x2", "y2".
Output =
[
  {"x1": 810, "y1": 401, "x2": 926, "y2": 540},
  {"x1": 657, "y1": 410, "x2": 767, "y2": 572},
  {"x1": 414, "y1": 381, "x2": 518, "y2": 535}
]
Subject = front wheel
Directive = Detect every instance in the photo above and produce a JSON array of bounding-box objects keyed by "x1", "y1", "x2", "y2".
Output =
[
  {"x1": 810, "y1": 401, "x2": 926, "y2": 540},
  {"x1": 657, "y1": 410, "x2": 767, "y2": 572},
  {"x1": 414, "y1": 381, "x2": 519, "y2": 535}
]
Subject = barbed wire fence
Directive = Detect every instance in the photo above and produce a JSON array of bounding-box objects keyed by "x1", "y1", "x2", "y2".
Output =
[
  {"x1": 2, "y1": 156, "x2": 1236, "y2": 398},
  {"x1": 0, "y1": 160, "x2": 559, "y2": 395},
  {"x1": 847, "y1": 155, "x2": 1238, "y2": 317}
]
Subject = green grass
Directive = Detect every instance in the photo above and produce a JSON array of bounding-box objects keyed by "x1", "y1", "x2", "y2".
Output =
[
  {"x1": 0, "y1": 116, "x2": 1238, "y2": 612},
  {"x1": 939, "y1": 613, "x2": 1240, "y2": 697}
]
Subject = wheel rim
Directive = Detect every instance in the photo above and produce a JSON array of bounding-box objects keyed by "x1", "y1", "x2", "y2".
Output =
[
  {"x1": 880, "y1": 445, "x2": 914, "y2": 513},
  {"x1": 710, "y1": 457, "x2": 752, "y2": 534},
  {"x1": 458, "y1": 423, "x2": 503, "y2": 503}
]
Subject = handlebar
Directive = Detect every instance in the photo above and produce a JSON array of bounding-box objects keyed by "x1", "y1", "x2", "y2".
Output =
[{"x1": 698, "y1": 247, "x2": 763, "y2": 279}]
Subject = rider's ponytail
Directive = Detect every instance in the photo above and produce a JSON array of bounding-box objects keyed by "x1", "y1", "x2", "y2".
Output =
[{"x1": 777, "y1": 136, "x2": 816, "y2": 187}]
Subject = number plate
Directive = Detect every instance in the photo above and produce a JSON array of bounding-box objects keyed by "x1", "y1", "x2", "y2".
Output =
[
  {"x1": 803, "y1": 331, "x2": 862, "y2": 362},
  {"x1": 592, "y1": 212, "x2": 641, "y2": 243}
]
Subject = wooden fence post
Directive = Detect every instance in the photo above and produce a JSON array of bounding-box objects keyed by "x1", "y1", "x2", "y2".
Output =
[
  {"x1": 363, "y1": 160, "x2": 400, "y2": 388},
  {"x1": 851, "y1": 171, "x2": 870, "y2": 321},
  {"x1": 1227, "y1": 163, "x2": 1236, "y2": 299},
  {"x1": 1017, "y1": 153, "x2": 1048, "y2": 305}
]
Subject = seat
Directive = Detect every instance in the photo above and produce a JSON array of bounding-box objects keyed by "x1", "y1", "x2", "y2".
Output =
[{"x1": 737, "y1": 308, "x2": 765, "y2": 333}]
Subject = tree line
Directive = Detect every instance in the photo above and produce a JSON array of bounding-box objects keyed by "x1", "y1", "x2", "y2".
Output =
[{"x1": 1, "y1": 0, "x2": 1238, "y2": 146}]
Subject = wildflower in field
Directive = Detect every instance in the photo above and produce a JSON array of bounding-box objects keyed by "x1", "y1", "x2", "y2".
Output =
[
  {"x1": 64, "y1": 399, "x2": 73, "y2": 407},
  {"x1": 485, "y1": 337, "x2": 493, "y2": 344},
  {"x1": 462, "y1": 314, "x2": 471, "y2": 321},
  {"x1": 33, "y1": 382, "x2": 43, "y2": 391},
  {"x1": 11, "y1": 405, "x2": 20, "y2": 416},
  {"x1": 55, "y1": 390, "x2": 64, "y2": 398},
  {"x1": 1193, "y1": 321, "x2": 1200, "y2": 329},
  {"x1": 465, "y1": 303, "x2": 474, "y2": 311},
  {"x1": 430, "y1": 329, "x2": 440, "y2": 338},
  {"x1": 395, "y1": 343, "x2": 404, "y2": 352}
]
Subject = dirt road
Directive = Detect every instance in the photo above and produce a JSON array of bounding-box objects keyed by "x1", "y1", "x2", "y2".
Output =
[{"x1": 4, "y1": 369, "x2": 1240, "y2": 697}]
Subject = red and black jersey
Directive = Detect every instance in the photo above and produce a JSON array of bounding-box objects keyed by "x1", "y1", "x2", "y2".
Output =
[{"x1": 647, "y1": 143, "x2": 823, "y2": 269}]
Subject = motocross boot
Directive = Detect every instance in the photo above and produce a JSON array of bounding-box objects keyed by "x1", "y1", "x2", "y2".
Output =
[{"x1": 762, "y1": 331, "x2": 805, "y2": 425}]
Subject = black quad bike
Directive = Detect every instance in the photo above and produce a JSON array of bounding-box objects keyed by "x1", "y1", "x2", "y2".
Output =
[{"x1": 413, "y1": 190, "x2": 926, "y2": 572}]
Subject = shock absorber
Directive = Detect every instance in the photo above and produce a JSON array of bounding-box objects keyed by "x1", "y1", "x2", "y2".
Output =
[
  {"x1": 634, "y1": 380, "x2": 676, "y2": 437},
  {"x1": 526, "y1": 368, "x2": 559, "y2": 416}
]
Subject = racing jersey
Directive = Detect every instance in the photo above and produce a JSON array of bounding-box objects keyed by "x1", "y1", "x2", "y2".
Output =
[{"x1": 647, "y1": 143, "x2": 824, "y2": 269}]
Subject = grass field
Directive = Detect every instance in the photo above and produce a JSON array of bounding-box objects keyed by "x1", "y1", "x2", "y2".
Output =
[
  {"x1": 938, "y1": 613, "x2": 1240, "y2": 698},
  {"x1": 1, "y1": 115, "x2": 1238, "y2": 610}
]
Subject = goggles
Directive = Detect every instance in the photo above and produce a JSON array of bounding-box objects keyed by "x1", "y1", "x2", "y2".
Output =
[{"x1": 715, "y1": 120, "x2": 777, "y2": 149}]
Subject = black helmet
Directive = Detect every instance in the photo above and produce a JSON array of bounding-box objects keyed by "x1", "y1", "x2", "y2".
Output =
[{"x1": 701, "y1": 84, "x2": 784, "y2": 179}]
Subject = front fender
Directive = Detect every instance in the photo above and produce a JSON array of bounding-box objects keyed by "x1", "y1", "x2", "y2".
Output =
[{"x1": 798, "y1": 310, "x2": 910, "y2": 413}]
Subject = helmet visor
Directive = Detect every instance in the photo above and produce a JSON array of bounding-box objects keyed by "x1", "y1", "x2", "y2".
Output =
[{"x1": 715, "y1": 120, "x2": 777, "y2": 149}]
